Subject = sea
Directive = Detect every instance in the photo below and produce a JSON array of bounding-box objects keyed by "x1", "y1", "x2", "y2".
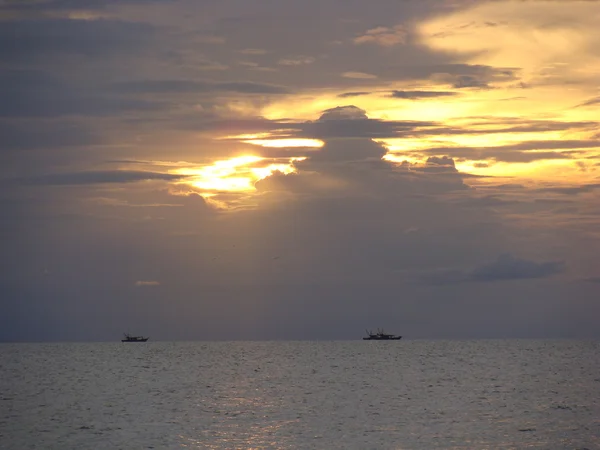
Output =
[{"x1": 1, "y1": 340, "x2": 599, "y2": 449}]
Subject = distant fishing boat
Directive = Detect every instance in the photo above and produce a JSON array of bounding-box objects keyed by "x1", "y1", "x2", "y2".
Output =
[
  {"x1": 363, "y1": 328, "x2": 402, "y2": 340},
  {"x1": 121, "y1": 333, "x2": 149, "y2": 342}
]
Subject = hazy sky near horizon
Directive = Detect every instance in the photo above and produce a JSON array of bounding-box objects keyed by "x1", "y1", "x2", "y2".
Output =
[{"x1": 1, "y1": 0, "x2": 599, "y2": 341}]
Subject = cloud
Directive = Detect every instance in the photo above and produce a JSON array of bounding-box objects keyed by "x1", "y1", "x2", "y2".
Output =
[
  {"x1": 0, "y1": 18, "x2": 159, "y2": 62},
  {"x1": 277, "y1": 56, "x2": 315, "y2": 66},
  {"x1": 418, "y1": 0, "x2": 600, "y2": 90},
  {"x1": 2, "y1": 0, "x2": 600, "y2": 342},
  {"x1": 454, "y1": 195, "x2": 523, "y2": 208},
  {"x1": 301, "y1": 135, "x2": 387, "y2": 164},
  {"x1": 491, "y1": 151, "x2": 577, "y2": 163},
  {"x1": 450, "y1": 75, "x2": 491, "y2": 89},
  {"x1": 0, "y1": 120, "x2": 102, "y2": 151},
  {"x1": 353, "y1": 25, "x2": 408, "y2": 47},
  {"x1": 487, "y1": 123, "x2": 598, "y2": 134},
  {"x1": 337, "y1": 91, "x2": 371, "y2": 98},
  {"x1": 341, "y1": 72, "x2": 378, "y2": 79},
  {"x1": 390, "y1": 90, "x2": 458, "y2": 99},
  {"x1": 0, "y1": 0, "x2": 164, "y2": 12},
  {"x1": 423, "y1": 254, "x2": 565, "y2": 285},
  {"x1": 318, "y1": 105, "x2": 368, "y2": 121},
  {"x1": 0, "y1": 69, "x2": 164, "y2": 118},
  {"x1": 407, "y1": 139, "x2": 599, "y2": 163},
  {"x1": 582, "y1": 276, "x2": 600, "y2": 283},
  {"x1": 576, "y1": 96, "x2": 600, "y2": 108},
  {"x1": 536, "y1": 184, "x2": 600, "y2": 195},
  {"x1": 469, "y1": 254, "x2": 565, "y2": 282},
  {"x1": 502, "y1": 135, "x2": 593, "y2": 144},
  {"x1": 157, "y1": 105, "x2": 442, "y2": 144},
  {"x1": 399, "y1": 120, "x2": 598, "y2": 140},
  {"x1": 434, "y1": 67, "x2": 517, "y2": 89},
  {"x1": 110, "y1": 79, "x2": 290, "y2": 95},
  {"x1": 295, "y1": 105, "x2": 437, "y2": 140},
  {"x1": 237, "y1": 48, "x2": 268, "y2": 55},
  {"x1": 21, "y1": 170, "x2": 187, "y2": 186},
  {"x1": 135, "y1": 280, "x2": 160, "y2": 287},
  {"x1": 256, "y1": 105, "x2": 468, "y2": 198},
  {"x1": 381, "y1": 63, "x2": 520, "y2": 88},
  {"x1": 422, "y1": 156, "x2": 456, "y2": 170}
]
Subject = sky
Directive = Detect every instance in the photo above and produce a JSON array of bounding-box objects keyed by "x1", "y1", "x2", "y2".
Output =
[{"x1": 1, "y1": 0, "x2": 599, "y2": 342}]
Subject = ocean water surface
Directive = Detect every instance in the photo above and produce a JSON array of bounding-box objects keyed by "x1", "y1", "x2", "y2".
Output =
[{"x1": 1, "y1": 340, "x2": 599, "y2": 449}]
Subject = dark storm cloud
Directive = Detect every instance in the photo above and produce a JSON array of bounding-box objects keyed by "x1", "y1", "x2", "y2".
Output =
[
  {"x1": 303, "y1": 138, "x2": 387, "y2": 163},
  {"x1": 423, "y1": 254, "x2": 565, "y2": 285},
  {"x1": 0, "y1": 69, "x2": 164, "y2": 118},
  {"x1": 110, "y1": 79, "x2": 290, "y2": 95},
  {"x1": 257, "y1": 157, "x2": 467, "y2": 197},
  {"x1": 21, "y1": 170, "x2": 187, "y2": 186},
  {"x1": 390, "y1": 90, "x2": 458, "y2": 99},
  {"x1": 296, "y1": 105, "x2": 437, "y2": 140},
  {"x1": 256, "y1": 106, "x2": 467, "y2": 197}
]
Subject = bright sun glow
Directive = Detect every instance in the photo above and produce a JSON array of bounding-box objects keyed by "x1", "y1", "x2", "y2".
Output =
[{"x1": 170, "y1": 155, "x2": 299, "y2": 193}]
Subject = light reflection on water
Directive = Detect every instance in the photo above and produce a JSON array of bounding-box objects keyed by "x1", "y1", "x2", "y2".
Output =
[{"x1": 2, "y1": 340, "x2": 599, "y2": 449}]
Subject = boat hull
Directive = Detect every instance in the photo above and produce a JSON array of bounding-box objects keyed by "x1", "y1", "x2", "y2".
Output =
[
  {"x1": 363, "y1": 336, "x2": 402, "y2": 340},
  {"x1": 121, "y1": 338, "x2": 149, "y2": 342}
]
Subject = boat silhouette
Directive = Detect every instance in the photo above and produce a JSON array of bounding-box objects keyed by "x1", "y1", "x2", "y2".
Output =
[
  {"x1": 121, "y1": 333, "x2": 149, "y2": 342},
  {"x1": 363, "y1": 328, "x2": 402, "y2": 340}
]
